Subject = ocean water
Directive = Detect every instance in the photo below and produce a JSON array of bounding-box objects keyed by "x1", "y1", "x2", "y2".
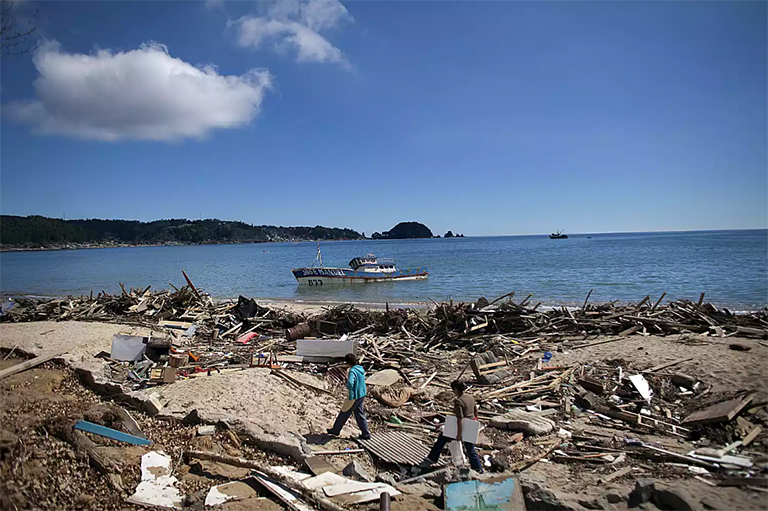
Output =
[{"x1": 1, "y1": 230, "x2": 766, "y2": 310}]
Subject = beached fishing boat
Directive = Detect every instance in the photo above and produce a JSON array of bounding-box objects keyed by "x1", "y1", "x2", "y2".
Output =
[
  {"x1": 549, "y1": 230, "x2": 568, "y2": 239},
  {"x1": 292, "y1": 245, "x2": 428, "y2": 286}
]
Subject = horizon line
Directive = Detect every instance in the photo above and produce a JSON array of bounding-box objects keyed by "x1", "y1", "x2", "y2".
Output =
[{"x1": 1, "y1": 214, "x2": 765, "y2": 238}]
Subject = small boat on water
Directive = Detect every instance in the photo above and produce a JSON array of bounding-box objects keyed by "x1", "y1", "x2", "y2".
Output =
[
  {"x1": 549, "y1": 230, "x2": 568, "y2": 239},
  {"x1": 292, "y1": 245, "x2": 428, "y2": 286}
]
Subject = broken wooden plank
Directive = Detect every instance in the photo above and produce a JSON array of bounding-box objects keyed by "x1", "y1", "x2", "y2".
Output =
[
  {"x1": 420, "y1": 371, "x2": 438, "y2": 389},
  {"x1": 181, "y1": 270, "x2": 203, "y2": 302},
  {"x1": 251, "y1": 472, "x2": 315, "y2": 511},
  {"x1": 682, "y1": 395, "x2": 754, "y2": 426},
  {"x1": 0, "y1": 349, "x2": 67, "y2": 380},
  {"x1": 323, "y1": 482, "x2": 382, "y2": 497},
  {"x1": 477, "y1": 361, "x2": 507, "y2": 371},
  {"x1": 718, "y1": 477, "x2": 768, "y2": 488},
  {"x1": 742, "y1": 426, "x2": 762, "y2": 447},
  {"x1": 305, "y1": 457, "x2": 336, "y2": 476},
  {"x1": 311, "y1": 449, "x2": 365, "y2": 456},
  {"x1": 642, "y1": 356, "x2": 696, "y2": 374},
  {"x1": 116, "y1": 408, "x2": 146, "y2": 439}
]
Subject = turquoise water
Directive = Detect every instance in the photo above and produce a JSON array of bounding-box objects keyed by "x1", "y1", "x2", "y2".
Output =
[{"x1": 1, "y1": 230, "x2": 766, "y2": 310}]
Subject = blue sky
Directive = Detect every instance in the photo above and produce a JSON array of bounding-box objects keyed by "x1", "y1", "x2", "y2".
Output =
[{"x1": 1, "y1": 1, "x2": 765, "y2": 236}]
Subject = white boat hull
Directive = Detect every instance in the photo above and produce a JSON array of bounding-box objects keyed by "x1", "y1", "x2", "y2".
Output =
[{"x1": 295, "y1": 274, "x2": 428, "y2": 286}]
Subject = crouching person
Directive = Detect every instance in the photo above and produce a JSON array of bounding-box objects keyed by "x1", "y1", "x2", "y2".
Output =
[
  {"x1": 422, "y1": 380, "x2": 483, "y2": 472},
  {"x1": 326, "y1": 353, "x2": 371, "y2": 440}
]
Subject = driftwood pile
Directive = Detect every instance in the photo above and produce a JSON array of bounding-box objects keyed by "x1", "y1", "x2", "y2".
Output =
[
  {"x1": 310, "y1": 291, "x2": 768, "y2": 347},
  {"x1": 2, "y1": 282, "x2": 767, "y2": 345}
]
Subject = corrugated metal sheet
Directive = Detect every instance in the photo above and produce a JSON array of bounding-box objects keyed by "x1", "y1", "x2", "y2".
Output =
[{"x1": 357, "y1": 431, "x2": 432, "y2": 466}]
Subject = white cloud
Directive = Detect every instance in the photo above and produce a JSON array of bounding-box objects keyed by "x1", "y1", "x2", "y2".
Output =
[
  {"x1": 231, "y1": 0, "x2": 351, "y2": 67},
  {"x1": 7, "y1": 41, "x2": 273, "y2": 141}
]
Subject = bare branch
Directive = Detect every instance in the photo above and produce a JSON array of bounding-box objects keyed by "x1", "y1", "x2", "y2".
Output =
[{"x1": 1, "y1": 0, "x2": 39, "y2": 56}]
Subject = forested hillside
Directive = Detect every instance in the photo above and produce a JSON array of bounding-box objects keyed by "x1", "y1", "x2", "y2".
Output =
[{"x1": 0, "y1": 216, "x2": 364, "y2": 249}]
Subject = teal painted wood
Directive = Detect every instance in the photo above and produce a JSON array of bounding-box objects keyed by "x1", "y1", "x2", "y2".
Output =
[
  {"x1": 444, "y1": 476, "x2": 523, "y2": 511},
  {"x1": 74, "y1": 420, "x2": 153, "y2": 446}
]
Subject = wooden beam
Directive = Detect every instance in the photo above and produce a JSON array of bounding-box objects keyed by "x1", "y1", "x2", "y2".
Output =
[
  {"x1": 683, "y1": 395, "x2": 754, "y2": 426},
  {"x1": 182, "y1": 270, "x2": 203, "y2": 302},
  {"x1": 642, "y1": 356, "x2": 695, "y2": 374},
  {"x1": 0, "y1": 350, "x2": 67, "y2": 380},
  {"x1": 742, "y1": 426, "x2": 762, "y2": 447},
  {"x1": 477, "y1": 361, "x2": 507, "y2": 371}
]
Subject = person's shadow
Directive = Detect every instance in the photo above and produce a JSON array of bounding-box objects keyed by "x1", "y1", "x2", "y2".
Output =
[{"x1": 303, "y1": 433, "x2": 336, "y2": 446}]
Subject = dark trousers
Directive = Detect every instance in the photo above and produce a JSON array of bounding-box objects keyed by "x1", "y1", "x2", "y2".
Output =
[
  {"x1": 427, "y1": 433, "x2": 483, "y2": 471},
  {"x1": 329, "y1": 397, "x2": 370, "y2": 438}
]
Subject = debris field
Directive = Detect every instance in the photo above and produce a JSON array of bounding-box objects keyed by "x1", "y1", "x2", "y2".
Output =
[{"x1": 1, "y1": 275, "x2": 767, "y2": 510}]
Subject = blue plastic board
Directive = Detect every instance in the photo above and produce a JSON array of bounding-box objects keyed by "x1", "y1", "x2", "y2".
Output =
[{"x1": 74, "y1": 420, "x2": 153, "y2": 446}]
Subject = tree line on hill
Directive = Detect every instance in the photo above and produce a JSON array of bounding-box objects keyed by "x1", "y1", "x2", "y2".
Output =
[{"x1": 0, "y1": 216, "x2": 364, "y2": 249}]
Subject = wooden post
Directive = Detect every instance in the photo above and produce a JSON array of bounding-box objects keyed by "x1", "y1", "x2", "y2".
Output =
[
  {"x1": 651, "y1": 292, "x2": 667, "y2": 311},
  {"x1": 582, "y1": 289, "x2": 593, "y2": 310},
  {"x1": 379, "y1": 492, "x2": 391, "y2": 511},
  {"x1": 181, "y1": 270, "x2": 203, "y2": 302},
  {"x1": 697, "y1": 293, "x2": 706, "y2": 306}
]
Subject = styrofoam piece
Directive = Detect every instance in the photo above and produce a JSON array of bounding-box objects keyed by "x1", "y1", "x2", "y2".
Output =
[
  {"x1": 629, "y1": 374, "x2": 653, "y2": 402},
  {"x1": 111, "y1": 334, "x2": 149, "y2": 361},
  {"x1": 443, "y1": 416, "x2": 480, "y2": 443}
]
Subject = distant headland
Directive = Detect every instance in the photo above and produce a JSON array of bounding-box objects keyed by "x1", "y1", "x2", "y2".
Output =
[{"x1": 371, "y1": 222, "x2": 464, "y2": 240}]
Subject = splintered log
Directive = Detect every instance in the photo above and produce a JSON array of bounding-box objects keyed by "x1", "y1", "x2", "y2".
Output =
[{"x1": 54, "y1": 423, "x2": 124, "y2": 491}]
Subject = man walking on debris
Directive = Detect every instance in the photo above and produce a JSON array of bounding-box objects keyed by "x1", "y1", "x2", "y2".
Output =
[
  {"x1": 421, "y1": 380, "x2": 483, "y2": 472},
  {"x1": 327, "y1": 353, "x2": 371, "y2": 440}
]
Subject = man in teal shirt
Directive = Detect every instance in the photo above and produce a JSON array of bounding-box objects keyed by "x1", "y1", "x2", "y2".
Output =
[{"x1": 327, "y1": 353, "x2": 371, "y2": 439}]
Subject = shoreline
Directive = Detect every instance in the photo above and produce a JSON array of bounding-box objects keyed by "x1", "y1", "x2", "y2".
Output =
[
  {"x1": 2, "y1": 291, "x2": 764, "y2": 314},
  {"x1": 0, "y1": 238, "x2": 368, "y2": 253}
]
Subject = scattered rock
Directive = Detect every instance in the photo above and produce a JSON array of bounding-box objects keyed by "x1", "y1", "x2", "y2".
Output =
[
  {"x1": 652, "y1": 485, "x2": 697, "y2": 511},
  {"x1": 489, "y1": 408, "x2": 555, "y2": 435},
  {"x1": 605, "y1": 491, "x2": 624, "y2": 504},
  {"x1": 74, "y1": 493, "x2": 96, "y2": 507},
  {"x1": 671, "y1": 374, "x2": 697, "y2": 390},
  {"x1": 182, "y1": 409, "x2": 203, "y2": 425},
  {"x1": 375, "y1": 472, "x2": 398, "y2": 486},
  {"x1": 400, "y1": 482, "x2": 441, "y2": 499},
  {"x1": 197, "y1": 425, "x2": 216, "y2": 436},
  {"x1": 520, "y1": 474, "x2": 548, "y2": 493},
  {"x1": 524, "y1": 487, "x2": 589, "y2": 511},
  {"x1": 629, "y1": 479, "x2": 655, "y2": 507},
  {"x1": 184, "y1": 489, "x2": 206, "y2": 507},
  {"x1": 421, "y1": 467, "x2": 459, "y2": 485},
  {"x1": 458, "y1": 468, "x2": 483, "y2": 481},
  {"x1": 342, "y1": 460, "x2": 372, "y2": 482},
  {"x1": 578, "y1": 497, "x2": 605, "y2": 510},
  {"x1": 189, "y1": 460, "x2": 249, "y2": 480}
]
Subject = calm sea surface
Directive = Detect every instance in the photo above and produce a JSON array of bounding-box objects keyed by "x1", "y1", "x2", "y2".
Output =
[{"x1": 1, "y1": 230, "x2": 766, "y2": 310}]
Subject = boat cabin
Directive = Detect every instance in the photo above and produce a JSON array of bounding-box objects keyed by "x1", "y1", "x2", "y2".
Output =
[{"x1": 348, "y1": 254, "x2": 397, "y2": 273}]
